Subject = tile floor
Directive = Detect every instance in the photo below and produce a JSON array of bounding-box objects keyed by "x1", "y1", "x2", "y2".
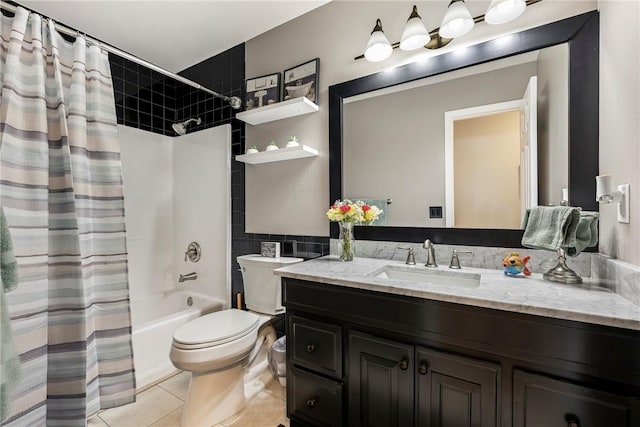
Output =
[{"x1": 90, "y1": 372, "x2": 289, "y2": 427}]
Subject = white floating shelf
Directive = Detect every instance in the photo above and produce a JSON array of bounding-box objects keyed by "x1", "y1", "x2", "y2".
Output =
[
  {"x1": 235, "y1": 96, "x2": 319, "y2": 125},
  {"x1": 235, "y1": 144, "x2": 319, "y2": 164}
]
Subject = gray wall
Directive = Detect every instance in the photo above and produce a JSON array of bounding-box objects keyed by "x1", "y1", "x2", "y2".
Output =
[{"x1": 598, "y1": 0, "x2": 640, "y2": 266}]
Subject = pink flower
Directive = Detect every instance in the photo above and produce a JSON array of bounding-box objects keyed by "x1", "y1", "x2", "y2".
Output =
[
  {"x1": 362, "y1": 205, "x2": 371, "y2": 212},
  {"x1": 340, "y1": 205, "x2": 351, "y2": 213}
]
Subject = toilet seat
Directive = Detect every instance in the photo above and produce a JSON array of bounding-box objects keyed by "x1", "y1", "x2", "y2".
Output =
[{"x1": 172, "y1": 309, "x2": 259, "y2": 350}]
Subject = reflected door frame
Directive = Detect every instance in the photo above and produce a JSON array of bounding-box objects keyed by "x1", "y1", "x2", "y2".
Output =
[{"x1": 444, "y1": 100, "x2": 522, "y2": 228}]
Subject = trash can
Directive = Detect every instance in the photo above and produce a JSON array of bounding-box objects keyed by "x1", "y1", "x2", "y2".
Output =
[{"x1": 269, "y1": 335, "x2": 287, "y2": 387}]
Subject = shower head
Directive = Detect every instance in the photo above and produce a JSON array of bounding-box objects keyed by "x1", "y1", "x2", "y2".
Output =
[{"x1": 172, "y1": 118, "x2": 202, "y2": 136}]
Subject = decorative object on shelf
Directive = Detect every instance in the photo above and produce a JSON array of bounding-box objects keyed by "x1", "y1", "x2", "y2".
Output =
[
  {"x1": 246, "y1": 145, "x2": 259, "y2": 154},
  {"x1": 245, "y1": 72, "x2": 281, "y2": 110},
  {"x1": 286, "y1": 136, "x2": 300, "y2": 148},
  {"x1": 265, "y1": 141, "x2": 279, "y2": 151},
  {"x1": 326, "y1": 199, "x2": 383, "y2": 261},
  {"x1": 283, "y1": 58, "x2": 319, "y2": 104},
  {"x1": 356, "y1": 0, "x2": 540, "y2": 62},
  {"x1": 502, "y1": 252, "x2": 531, "y2": 277}
]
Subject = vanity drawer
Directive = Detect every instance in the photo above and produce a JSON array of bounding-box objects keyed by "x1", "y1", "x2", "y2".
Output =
[
  {"x1": 289, "y1": 366, "x2": 343, "y2": 427},
  {"x1": 290, "y1": 315, "x2": 342, "y2": 378}
]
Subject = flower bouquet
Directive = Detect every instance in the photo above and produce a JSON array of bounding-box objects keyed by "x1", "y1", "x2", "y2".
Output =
[{"x1": 326, "y1": 199, "x2": 382, "y2": 261}]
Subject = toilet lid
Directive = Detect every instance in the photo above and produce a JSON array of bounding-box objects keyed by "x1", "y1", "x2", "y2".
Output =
[{"x1": 173, "y1": 309, "x2": 259, "y2": 348}]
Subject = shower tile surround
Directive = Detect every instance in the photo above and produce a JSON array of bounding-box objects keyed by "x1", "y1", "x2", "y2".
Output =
[{"x1": 109, "y1": 45, "x2": 329, "y2": 307}]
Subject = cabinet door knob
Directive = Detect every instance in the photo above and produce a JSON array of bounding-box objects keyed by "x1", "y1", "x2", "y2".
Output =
[
  {"x1": 418, "y1": 362, "x2": 429, "y2": 375},
  {"x1": 306, "y1": 398, "x2": 317, "y2": 408},
  {"x1": 398, "y1": 359, "x2": 409, "y2": 370},
  {"x1": 564, "y1": 413, "x2": 581, "y2": 427},
  {"x1": 306, "y1": 344, "x2": 316, "y2": 353}
]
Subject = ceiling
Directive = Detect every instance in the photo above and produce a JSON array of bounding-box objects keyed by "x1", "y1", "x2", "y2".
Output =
[{"x1": 19, "y1": 0, "x2": 331, "y2": 73}]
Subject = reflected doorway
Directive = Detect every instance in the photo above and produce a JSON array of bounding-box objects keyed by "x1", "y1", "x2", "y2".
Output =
[{"x1": 444, "y1": 76, "x2": 538, "y2": 228}]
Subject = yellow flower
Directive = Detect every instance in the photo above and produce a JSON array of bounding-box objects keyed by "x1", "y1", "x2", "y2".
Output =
[{"x1": 326, "y1": 207, "x2": 344, "y2": 222}]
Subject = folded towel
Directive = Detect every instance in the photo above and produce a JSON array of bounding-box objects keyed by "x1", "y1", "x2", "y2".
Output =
[
  {"x1": 521, "y1": 206, "x2": 581, "y2": 251},
  {"x1": 1, "y1": 208, "x2": 20, "y2": 422},
  {"x1": 565, "y1": 211, "x2": 599, "y2": 257}
]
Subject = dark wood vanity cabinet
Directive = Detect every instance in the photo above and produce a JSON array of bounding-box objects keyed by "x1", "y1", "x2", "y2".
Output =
[
  {"x1": 348, "y1": 332, "x2": 414, "y2": 427},
  {"x1": 283, "y1": 278, "x2": 640, "y2": 427},
  {"x1": 348, "y1": 331, "x2": 500, "y2": 427},
  {"x1": 513, "y1": 370, "x2": 639, "y2": 427}
]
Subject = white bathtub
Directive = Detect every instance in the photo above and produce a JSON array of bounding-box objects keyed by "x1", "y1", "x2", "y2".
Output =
[{"x1": 130, "y1": 291, "x2": 224, "y2": 391}]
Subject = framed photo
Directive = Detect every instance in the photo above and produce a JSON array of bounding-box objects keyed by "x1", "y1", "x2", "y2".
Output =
[
  {"x1": 283, "y1": 58, "x2": 319, "y2": 104},
  {"x1": 245, "y1": 73, "x2": 281, "y2": 110}
]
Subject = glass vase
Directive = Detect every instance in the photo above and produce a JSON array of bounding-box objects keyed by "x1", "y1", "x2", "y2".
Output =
[{"x1": 337, "y1": 221, "x2": 355, "y2": 262}]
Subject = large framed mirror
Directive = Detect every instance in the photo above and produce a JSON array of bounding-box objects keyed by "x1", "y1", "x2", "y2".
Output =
[{"x1": 329, "y1": 11, "x2": 599, "y2": 247}]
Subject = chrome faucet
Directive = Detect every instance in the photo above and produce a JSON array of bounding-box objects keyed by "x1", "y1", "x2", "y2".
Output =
[
  {"x1": 449, "y1": 250, "x2": 473, "y2": 269},
  {"x1": 423, "y1": 239, "x2": 437, "y2": 267},
  {"x1": 397, "y1": 247, "x2": 416, "y2": 265},
  {"x1": 178, "y1": 272, "x2": 198, "y2": 283}
]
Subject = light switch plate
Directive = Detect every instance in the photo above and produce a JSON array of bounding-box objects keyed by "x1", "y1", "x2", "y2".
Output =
[{"x1": 617, "y1": 184, "x2": 630, "y2": 223}]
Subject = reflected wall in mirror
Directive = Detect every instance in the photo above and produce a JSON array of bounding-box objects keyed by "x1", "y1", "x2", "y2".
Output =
[
  {"x1": 343, "y1": 45, "x2": 568, "y2": 229},
  {"x1": 329, "y1": 11, "x2": 599, "y2": 246}
]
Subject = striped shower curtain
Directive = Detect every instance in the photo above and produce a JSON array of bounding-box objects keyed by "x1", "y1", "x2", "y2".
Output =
[{"x1": 0, "y1": 7, "x2": 135, "y2": 426}]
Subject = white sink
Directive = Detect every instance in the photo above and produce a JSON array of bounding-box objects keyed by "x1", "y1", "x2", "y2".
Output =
[{"x1": 372, "y1": 265, "x2": 481, "y2": 289}]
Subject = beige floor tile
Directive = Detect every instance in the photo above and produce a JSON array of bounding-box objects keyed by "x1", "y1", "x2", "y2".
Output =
[
  {"x1": 88, "y1": 415, "x2": 109, "y2": 426},
  {"x1": 98, "y1": 385, "x2": 183, "y2": 427},
  {"x1": 223, "y1": 391, "x2": 288, "y2": 427},
  {"x1": 149, "y1": 406, "x2": 183, "y2": 427},
  {"x1": 158, "y1": 371, "x2": 191, "y2": 401},
  {"x1": 264, "y1": 379, "x2": 286, "y2": 401}
]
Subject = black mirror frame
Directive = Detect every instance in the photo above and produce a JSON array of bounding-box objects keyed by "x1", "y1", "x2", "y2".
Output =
[{"x1": 329, "y1": 11, "x2": 599, "y2": 247}]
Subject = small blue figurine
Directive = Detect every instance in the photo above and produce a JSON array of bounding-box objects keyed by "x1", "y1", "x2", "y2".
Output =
[{"x1": 502, "y1": 252, "x2": 531, "y2": 277}]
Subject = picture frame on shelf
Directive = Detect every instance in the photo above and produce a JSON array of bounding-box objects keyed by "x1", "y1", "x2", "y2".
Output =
[
  {"x1": 245, "y1": 73, "x2": 281, "y2": 110},
  {"x1": 283, "y1": 58, "x2": 319, "y2": 104}
]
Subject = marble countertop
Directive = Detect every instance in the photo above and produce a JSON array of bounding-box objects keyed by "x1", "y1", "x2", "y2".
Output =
[{"x1": 275, "y1": 256, "x2": 640, "y2": 331}]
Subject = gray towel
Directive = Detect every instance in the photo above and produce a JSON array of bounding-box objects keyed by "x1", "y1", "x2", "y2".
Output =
[
  {"x1": 1, "y1": 208, "x2": 20, "y2": 422},
  {"x1": 565, "y1": 211, "x2": 599, "y2": 257},
  {"x1": 521, "y1": 206, "x2": 581, "y2": 251}
]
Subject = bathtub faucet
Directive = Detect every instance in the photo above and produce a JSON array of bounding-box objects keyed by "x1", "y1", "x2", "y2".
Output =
[{"x1": 178, "y1": 272, "x2": 198, "y2": 283}]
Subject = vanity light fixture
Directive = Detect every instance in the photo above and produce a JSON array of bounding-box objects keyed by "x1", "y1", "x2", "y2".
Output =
[
  {"x1": 439, "y1": 0, "x2": 474, "y2": 39},
  {"x1": 357, "y1": 0, "x2": 540, "y2": 62},
  {"x1": 596, "y1": 175, "x2": 631, "y2": 224},
  {"x1": 485, "y1": 0, "x2": 527, "y2": 25},
  {"x1": 400, "y1": 5, "x2": 431, "y2": 51},
  {"x1": 364, "y1": 18, "x2": 393, "y2": 62}
]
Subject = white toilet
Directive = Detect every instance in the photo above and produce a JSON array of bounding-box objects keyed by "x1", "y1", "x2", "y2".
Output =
[{"x1": 170, "y1": 254, "x2": 302, "y2": 427}]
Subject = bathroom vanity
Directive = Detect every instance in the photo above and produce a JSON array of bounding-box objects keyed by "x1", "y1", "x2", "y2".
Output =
[{"x1": 275, "y1": 257, "x2": 640, "y2": 427}]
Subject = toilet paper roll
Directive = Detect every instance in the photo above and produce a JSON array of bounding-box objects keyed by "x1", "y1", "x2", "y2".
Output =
[{"x1": 596, "y1": 175, "x2": 614, "y2": 202}]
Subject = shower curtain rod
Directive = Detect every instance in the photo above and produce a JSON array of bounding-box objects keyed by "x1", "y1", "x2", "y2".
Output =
[{"x1": 0, "y1": 1, "x2": 242, "y2": 109}]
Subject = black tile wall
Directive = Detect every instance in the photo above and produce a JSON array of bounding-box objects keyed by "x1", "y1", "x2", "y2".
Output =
[
  {"x1": 109, "y1": 53, "x2": 177, "y2": 136},
  {"x1": 110, "y1": 43, "x2": 329, "y2": 308}
]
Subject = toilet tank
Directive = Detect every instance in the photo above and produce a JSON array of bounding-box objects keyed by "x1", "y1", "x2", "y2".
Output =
[{"x1": 237, "y1": 255, "x2": 303, "y2": 315}]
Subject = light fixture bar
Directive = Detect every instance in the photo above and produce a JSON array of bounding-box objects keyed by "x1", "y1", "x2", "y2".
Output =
[{"x1": 354, "y1": 0, "x2": 542, "y2": 61}]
